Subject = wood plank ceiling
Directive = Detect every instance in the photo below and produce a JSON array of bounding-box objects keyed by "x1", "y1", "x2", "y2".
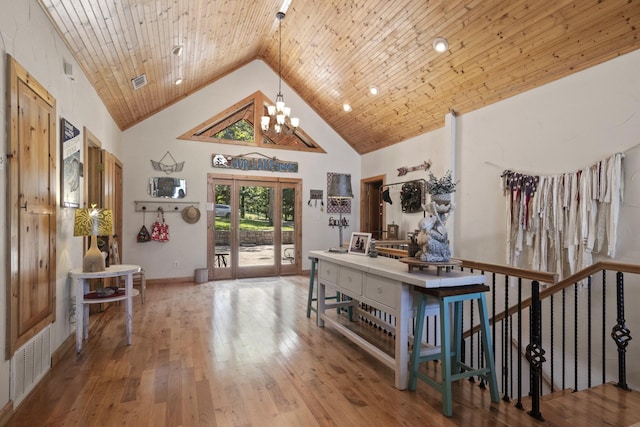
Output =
[{"x1": 37, "y1": 0, "x2": 640, "y2": 155}]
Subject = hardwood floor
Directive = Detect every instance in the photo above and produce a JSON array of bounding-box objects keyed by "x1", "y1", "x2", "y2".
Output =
[{"x1": 5, "y1": 276, "x2": 639, "y2": 426}]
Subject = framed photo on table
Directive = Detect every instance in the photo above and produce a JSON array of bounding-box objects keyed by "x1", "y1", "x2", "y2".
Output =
[{"x1": 348, "y1": 232, "x2": 372, "y2": 256}]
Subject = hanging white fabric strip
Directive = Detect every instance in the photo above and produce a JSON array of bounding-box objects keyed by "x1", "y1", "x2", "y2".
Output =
[{"x1": 501, "y1": 152, "x2": 624, "y2": 279}]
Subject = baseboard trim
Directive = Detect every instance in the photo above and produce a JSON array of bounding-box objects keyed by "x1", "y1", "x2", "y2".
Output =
[
  {"x1": 51, "y1": 333, "x2": 75, "y2": 367},
  {"x1": 146, "y1": 276, "x2": 193, "y2": 285}
]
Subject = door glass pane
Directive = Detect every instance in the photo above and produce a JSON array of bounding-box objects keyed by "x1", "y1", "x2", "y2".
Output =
[
  {"x1": 281, "y1": 187, "x2": 295, "y2": 265},
  {"x1": 214, "y1": 184, "x2": 232, "y2": 268},
  {"x1": 239, "y1": 184, "x2": 275, "y2": 267}
]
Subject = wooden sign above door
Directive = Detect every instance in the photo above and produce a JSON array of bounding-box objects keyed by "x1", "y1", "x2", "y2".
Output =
[{"x1": 211, "y1": 152, "x2": 298, "y2": 173}]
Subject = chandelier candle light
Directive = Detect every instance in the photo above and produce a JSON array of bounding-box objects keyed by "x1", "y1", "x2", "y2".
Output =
[
  {"x1": 327, "y1": 174, "x2": 353, "y2": 253},
  {"x1": 261, "y1": 12, "x2": 299, "y2": 134},
  {"x1": 74, "y1": 204, "x2": 114, "y2": 272}
]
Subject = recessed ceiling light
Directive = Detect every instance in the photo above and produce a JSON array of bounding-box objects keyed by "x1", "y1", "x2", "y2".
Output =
[
  {"x1": 369, "y1": 86, "x2": 379, "y2": 95},
  {"x1": 174, "y1": 77, "x2": 183, "y2": 85},
  {"x1": 343, "y1": 103, "x2": 352, "y2": 112},
  {"x1": 432, "y1": 37, "x2": 449, "y2": 53}
]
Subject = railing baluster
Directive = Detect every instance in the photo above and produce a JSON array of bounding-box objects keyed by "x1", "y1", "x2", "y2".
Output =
[
  {"x1": 562, "y1": 288, "x2": 566, "y2": 390},
  {"x1": 574, "y1": 283, "x2": 578, "y2": 391},
  {"x1": 602, "y1": 271, "x2": 606, "y2": 385},
  {"x1": 509, "y1": 312, "x2": 514, "y2": 402},
  {"x1": 492, "y1": 273, "x2": 497, "y2": 392},
  {"x1": 516, "y1": 278, "x2": 523, "y2": 409},
  {"x1": 587, "y1": 275, "x2": 592, "y2": 388},
  {"x1": 503, "y1": 275, "x2": 510, "y2": 402},
  {"x1": 612, "y1": 271, "x2": 631, "y2": 390},
  {"x1": 526, "y1": 280, "x2": 545, "y2": 421},
  {"x1": 550, "y1": 294, "x2": 555, "y2": 393}
]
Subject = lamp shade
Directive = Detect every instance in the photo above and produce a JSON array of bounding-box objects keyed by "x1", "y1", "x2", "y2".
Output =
[
  {"x1": 74, "y1": 205, "x2": 114, "y2": 272},
  {"x1": 328, "y1": 174, "x2": 353, "y2": 199},
  {"x1": 74, "y1": 206, "x2": 113, "y2": 237}
]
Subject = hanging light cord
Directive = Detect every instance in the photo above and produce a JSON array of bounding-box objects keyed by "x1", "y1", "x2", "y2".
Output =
[{"x1": 277, "y1": 11, "x2": 285, "y2": 98}]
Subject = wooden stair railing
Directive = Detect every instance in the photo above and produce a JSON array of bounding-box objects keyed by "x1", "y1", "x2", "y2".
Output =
[
  {"x1": 456, "y1": 259, "x2": 640, "y2": 421},
  {"x1": 377, "y1": 249, "x2": 639, "y2": 421}
]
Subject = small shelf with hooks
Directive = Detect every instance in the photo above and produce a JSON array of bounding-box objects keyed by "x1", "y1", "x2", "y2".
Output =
[{"x1": 134, "y1": 201, "x2": 199, "y2": 213}]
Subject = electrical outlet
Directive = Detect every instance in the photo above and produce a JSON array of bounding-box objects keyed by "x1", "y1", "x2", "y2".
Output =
[{"x1": 174, "y1": 260, "x2": 180, "y2": 269}]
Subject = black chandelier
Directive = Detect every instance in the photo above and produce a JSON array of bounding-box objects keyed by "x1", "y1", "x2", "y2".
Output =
[{"x1": 261, "y1": 12, "x2": 299, "y2": 134}]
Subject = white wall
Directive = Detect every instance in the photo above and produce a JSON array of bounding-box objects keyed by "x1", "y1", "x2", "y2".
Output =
[
  {"x1": 361, "y1": 126, "x2": 449, "y2": 241},
  {"x1": 454, "y1": 50, "x2": 640, "y2": 388},
  {"x1": 121, "y1": 60, "x2": 361, "y2": 279},
  {"x1": 455, "y1": 50, "x2": 640, "y2": 265},
  {"x1": 363, "y1": 49, "x2": 640, "y2": 387},
  {"x1": 0, "y1": 0, "x2": 122, "y2": 411}
]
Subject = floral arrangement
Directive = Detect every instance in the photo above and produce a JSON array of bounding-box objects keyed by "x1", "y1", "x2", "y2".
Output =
[{"x1": 426, "y1": 170, "x2": 456, "y2": 195}]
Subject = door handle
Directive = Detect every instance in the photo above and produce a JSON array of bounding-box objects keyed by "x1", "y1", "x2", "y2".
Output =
[{"x1": 21, "y1": 201, "x2": 27, "y2": 211}]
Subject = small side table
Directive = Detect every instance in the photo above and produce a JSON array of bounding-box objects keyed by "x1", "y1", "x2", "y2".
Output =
[{"x1": 69, "y1": 264, "x2": 141, "y2": 353}]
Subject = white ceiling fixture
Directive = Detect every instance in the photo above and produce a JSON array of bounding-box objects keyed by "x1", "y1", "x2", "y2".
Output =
[
  {"x1": 432, "y1": 37, "x2": 449, "y2": 53},
  {"x1": 174, "y1": 77, "x2": 183, "y2": 85},
  {"x1": 261, "y1": 12, "x2": 299, "y2": 134},
  {"x1": 343, "y1": 103, "x2": 352, "y2": 112},
  {"x1": 369, "y1": 86, "x2": 379, "y2": 95}
]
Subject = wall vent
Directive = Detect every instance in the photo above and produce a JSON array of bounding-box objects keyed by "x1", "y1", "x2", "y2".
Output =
[
  {"x1": 131, "y1": 73, "x2": 147, "y2": 90},
  {"x1": 11, "y1": 325, "x2": 52, "y2": 407}
]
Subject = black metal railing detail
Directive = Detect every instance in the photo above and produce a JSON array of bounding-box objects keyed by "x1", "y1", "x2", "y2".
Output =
[
  {"x1": 550, "y1": 294, "x2": 555, "y2": 393},
  {"x1": 574, "y1": 283, "x2": 579, "y2": 391},
  {"x1": 503, "y1": 275, "x2": 511, "y2": 402},
  {"x1": 602, "y1": 271, "x2": 606, "y2": 385},
  {"x1": 526, "y1": 281, "x2": 546, "y2": 421},
  {"x1": 515, "y1": 278, "x2": 523, "y2": 410},
  {"x1": 562, "y1": 288, "x2": 567, "y2": 391},
  {"x1": 587, "y1": 275, "x2": 592, "y2": 389},
  {"x1": 612, "y1": 271, "x2": 631, "y2": 391}
]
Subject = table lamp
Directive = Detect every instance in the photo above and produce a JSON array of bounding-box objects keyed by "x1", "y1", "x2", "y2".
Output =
[
  {"x1": 328, "y1": 174, "x2": 353, "y2": 253},
  {"x1": 74, "y1": 204, "x2": 113, "y2": 272}
]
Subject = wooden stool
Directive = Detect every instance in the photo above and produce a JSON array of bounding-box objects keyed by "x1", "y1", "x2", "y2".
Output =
[
  {"x1": 408, "y1": 284, "x2": 499, "y2": 417},
  {"x1": 306, "y1": 256, "x2": 346, "y2": 319}
]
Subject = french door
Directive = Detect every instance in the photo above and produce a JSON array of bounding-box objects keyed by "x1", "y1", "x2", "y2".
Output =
[{"x1": 207, "y1": 174, "x2": 302, "y2": 280}]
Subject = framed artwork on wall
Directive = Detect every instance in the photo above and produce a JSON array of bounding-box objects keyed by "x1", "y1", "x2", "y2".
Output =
[
  {"x1": 348, "y1": 232, "x2": 371, "y2": 256},
  {"x1": 61, "y1": 118, "x2": 82, "y2": 208}
]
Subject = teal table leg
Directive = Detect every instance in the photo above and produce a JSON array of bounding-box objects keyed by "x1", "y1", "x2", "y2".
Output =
[{"x1": 479, "y1": 293, "x2": 500, "y2": 403}]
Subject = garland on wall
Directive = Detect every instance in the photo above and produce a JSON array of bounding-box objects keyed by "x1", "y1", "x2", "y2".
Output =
[{"x1": 501, "y1": 152, "x2": 624, "y2": 279}]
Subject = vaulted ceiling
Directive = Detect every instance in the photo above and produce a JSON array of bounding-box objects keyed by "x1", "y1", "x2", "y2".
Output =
[{"x1": 37, "y1": 0, "x2": 640, "y2": 154}]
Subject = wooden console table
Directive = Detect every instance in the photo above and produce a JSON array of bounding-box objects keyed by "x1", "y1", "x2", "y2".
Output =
[
  {"x1": 69, "y1": 264, "x2": 141, "y2": 353},
  {"x1": 309, "y1": 250, "x2": 485, "y2": 390}
]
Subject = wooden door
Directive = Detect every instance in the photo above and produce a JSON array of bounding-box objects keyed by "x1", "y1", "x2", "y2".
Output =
[
  {"x1": 112, "y1": 159, "x2": 123, "y2": 259},
  {"x1": 7, "y1": 55, "x2": 57, "y2": 357},
  {"x1": 360, "y1": 175, "x2": 385, "y2": 240},
  {"x1": 207, "y1": 174, "x2": 302, "y2": 280},
  {"x1": 86, "y1": 144, "x2": 122, "y2": 264}
]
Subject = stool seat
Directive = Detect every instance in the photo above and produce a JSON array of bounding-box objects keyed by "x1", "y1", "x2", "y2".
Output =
[
  {"x1": 409, "y1": 283, "x2": 499, "y2": 417},
  {"x1": 414, "y1": 284, "x2": 490, "y2": 298}
]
